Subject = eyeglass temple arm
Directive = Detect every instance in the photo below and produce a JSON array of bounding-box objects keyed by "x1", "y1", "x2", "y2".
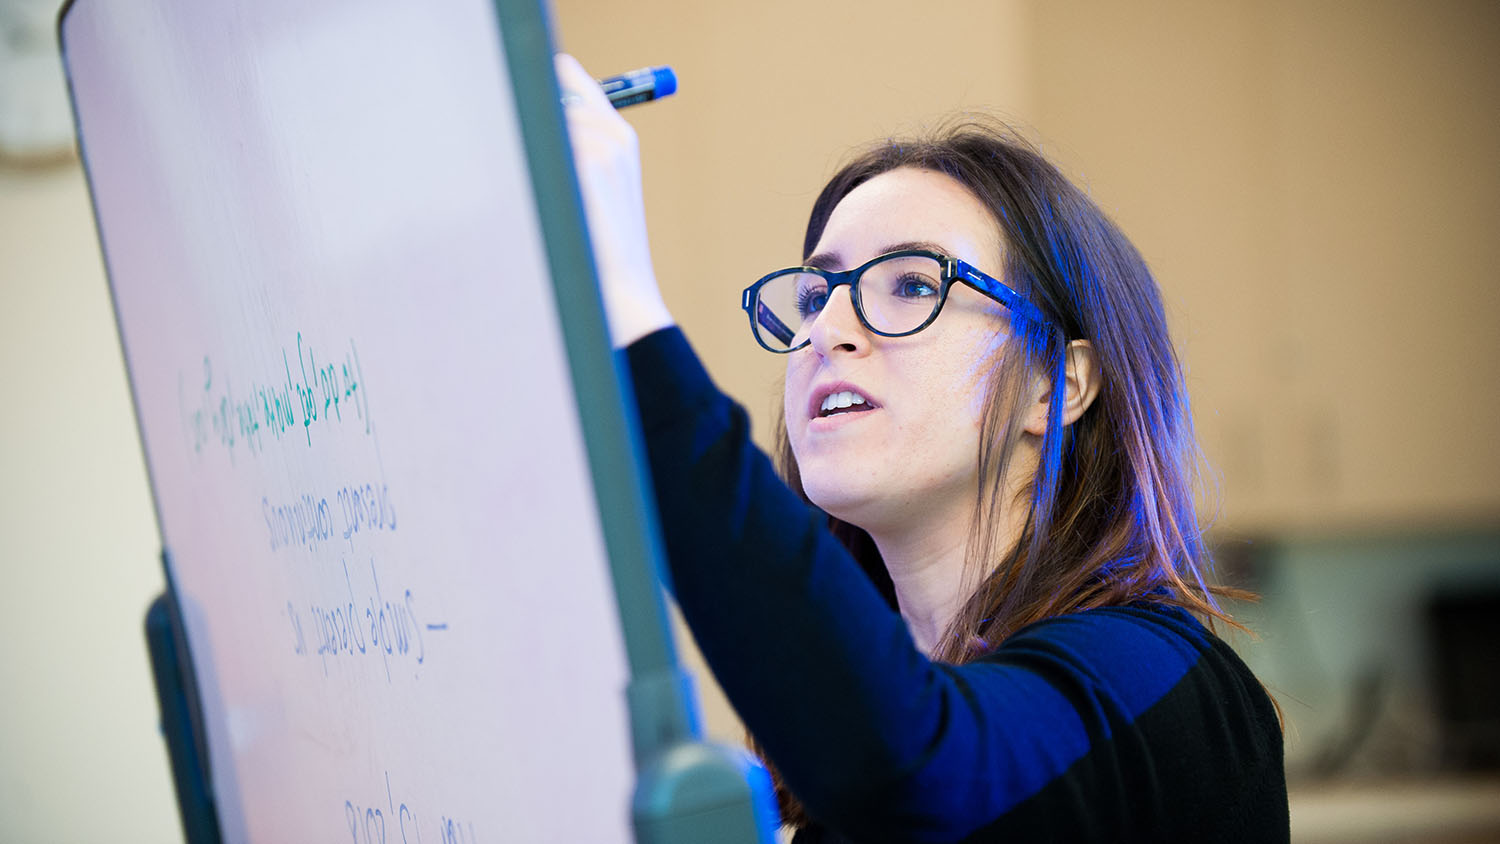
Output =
[
  {"x1": 950, "y1": 259, "x2": 1057, "y2": 335},
  {"x1": 746, "y1": 295, "x2": 797, "y2": 346}
]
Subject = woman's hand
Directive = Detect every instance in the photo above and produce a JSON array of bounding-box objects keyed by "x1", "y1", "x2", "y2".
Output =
[{"x1": 554, "y1": 53, "x2": 674, "y2": 349}]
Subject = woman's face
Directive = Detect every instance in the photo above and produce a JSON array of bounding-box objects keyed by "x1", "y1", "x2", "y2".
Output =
[{"x1": 785, "y1": 167, "x2": 1011, "y2": 535}]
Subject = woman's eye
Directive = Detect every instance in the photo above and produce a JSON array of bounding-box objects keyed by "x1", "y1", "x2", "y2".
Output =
[
  {"x1": 896, "y1": 275, "x2": 938, "y2": 299},
  {"x1": 797, "y1": 289, "x2": 829, "y2": 317}
]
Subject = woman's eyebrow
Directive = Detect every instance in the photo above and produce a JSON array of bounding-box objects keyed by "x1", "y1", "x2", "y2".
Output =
[
  {"x1": 802, "y1": 241, "x2": 950, "y2": 271},
  {"x1": 802, "y1": 251, "x2": 842, "y2": 271},
  {"x1": 880, "y1": 240, "x2": 949, "y2": 257}
]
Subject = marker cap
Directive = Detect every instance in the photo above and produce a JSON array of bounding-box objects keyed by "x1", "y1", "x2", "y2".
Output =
[{"x1": 650, "y1": 66, "x2": 677, "y2": 98}]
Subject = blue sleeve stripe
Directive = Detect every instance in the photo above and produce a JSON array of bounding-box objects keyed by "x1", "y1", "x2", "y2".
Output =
[{"x1": 962, "y1": 606, "x2": 1211, "y2": 808}]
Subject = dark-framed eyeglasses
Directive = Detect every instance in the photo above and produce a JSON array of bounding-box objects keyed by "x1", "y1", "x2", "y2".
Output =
[{"x1": 740, "y1": 248, "x2": 1054, "y2": 353}]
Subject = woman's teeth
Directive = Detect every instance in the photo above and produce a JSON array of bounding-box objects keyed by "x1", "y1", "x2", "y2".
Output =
[{"x1": 820, "y1": 390, "x2": 868, "y2": 415}]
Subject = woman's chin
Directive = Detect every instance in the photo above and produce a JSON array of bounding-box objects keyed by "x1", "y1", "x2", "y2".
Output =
[{"x1": 802, "y1": 480, "x2": 891, "y2": 533}]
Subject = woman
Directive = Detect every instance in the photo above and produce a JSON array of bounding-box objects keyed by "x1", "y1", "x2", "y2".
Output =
[{"x1": 558, "y1": 54, "x2": 1287, "y2": 842}]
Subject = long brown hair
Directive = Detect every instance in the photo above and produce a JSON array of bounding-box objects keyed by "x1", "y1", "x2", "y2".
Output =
[{"x1": 760, "y1": 119, "x2": 1250, "y2": 827}]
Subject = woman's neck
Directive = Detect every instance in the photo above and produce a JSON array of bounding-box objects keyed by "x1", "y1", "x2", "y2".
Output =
[
  {"x1": 869, "y1": 509, "x2": 977, "y2": 657},
  {"x1": 868, "y1": 449, "x2": 1038, "y2": 658}
]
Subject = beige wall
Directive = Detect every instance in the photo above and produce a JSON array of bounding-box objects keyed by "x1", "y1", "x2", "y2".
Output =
[
  {"x1": 0, "y1": 167, "x2": 178, "y2": 841},
  {"x1": 1028, "y1": 0, "x2": 1500, "y2": 532}
]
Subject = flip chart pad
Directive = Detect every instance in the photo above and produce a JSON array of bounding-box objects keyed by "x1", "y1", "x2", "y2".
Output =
[{"x1": 62, "y1": 1, "x2": 637, "y2": 840}]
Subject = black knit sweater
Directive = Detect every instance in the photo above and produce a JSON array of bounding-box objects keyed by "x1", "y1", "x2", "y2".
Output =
[{"x1": 626, "y1": 327, "x2": 1287, "y2": 842}]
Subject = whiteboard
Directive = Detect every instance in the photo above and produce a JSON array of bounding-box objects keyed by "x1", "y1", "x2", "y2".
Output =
[{"x1": 61, "y1": 0, "x2": 638, "y2": 840}]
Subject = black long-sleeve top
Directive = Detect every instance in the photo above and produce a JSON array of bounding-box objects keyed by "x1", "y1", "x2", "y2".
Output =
[{"x1": 625, "y1": 327, "x2": 1287, "y2": 842}]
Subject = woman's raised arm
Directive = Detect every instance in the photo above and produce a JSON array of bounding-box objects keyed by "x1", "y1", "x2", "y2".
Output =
[{"x1": 554, "y1": 53, "x2": 675, "y2": 349}]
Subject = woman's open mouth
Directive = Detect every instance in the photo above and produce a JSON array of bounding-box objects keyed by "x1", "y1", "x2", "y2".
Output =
[{"x1": 818, "y1": 390, "x2": 874, "y2": 417}]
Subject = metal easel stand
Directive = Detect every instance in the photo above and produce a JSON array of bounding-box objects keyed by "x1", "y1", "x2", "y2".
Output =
[{"x1": 144, "y1": 556, "x2": 222, "y2": 844}]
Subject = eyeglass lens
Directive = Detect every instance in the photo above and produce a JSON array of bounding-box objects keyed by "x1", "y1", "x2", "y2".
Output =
[{"x1": 752, "y1": 254, "x2": 945, "y2": 351}]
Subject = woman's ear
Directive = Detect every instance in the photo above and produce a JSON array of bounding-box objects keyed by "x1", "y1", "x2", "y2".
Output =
[{"x1": 1021, "y1": 340, "x2": 1101, "y2": 436}]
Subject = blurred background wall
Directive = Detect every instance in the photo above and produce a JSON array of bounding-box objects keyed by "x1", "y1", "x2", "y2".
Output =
[{"x1": 1, "y1": 0, "x2": 1496, "y2": 840}]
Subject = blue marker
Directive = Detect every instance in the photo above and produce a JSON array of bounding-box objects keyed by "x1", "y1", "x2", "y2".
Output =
[{"x1": 599, "y1": 66, "x2": 677, "y2": 109}]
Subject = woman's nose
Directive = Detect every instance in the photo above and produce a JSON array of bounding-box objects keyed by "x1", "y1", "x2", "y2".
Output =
[{"x1": 807, "y1": 285, "x2": 870, "y2": 357}]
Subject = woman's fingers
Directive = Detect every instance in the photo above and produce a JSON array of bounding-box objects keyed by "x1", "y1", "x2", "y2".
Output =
[{"x1": 555, "y1": 53, "x2": 613, "y2": 112}]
